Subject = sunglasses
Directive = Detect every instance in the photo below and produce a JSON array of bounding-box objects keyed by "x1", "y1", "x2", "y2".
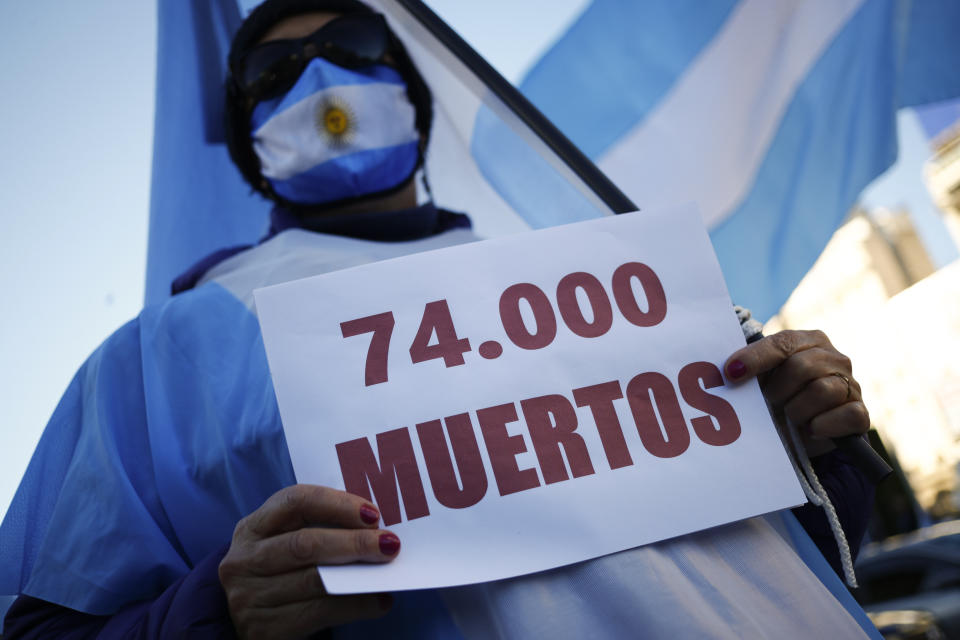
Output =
[{"x1": 233, "y1": 13, "x2": 392, "y2": 103}]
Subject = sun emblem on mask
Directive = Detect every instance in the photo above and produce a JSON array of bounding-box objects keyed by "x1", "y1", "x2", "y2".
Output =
[{"x1": 315, "y1": 95, "x2": 356, "y2": 149}]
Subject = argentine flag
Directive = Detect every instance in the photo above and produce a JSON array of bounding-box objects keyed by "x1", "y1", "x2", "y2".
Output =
[{"x1": 509, "y1": 0, "x2": 960, "y2": 319}]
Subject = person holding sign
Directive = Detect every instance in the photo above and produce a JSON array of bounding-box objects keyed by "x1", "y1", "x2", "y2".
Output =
[{"x1": 0, "y1": 1, "x2": 878, "y2": 638}]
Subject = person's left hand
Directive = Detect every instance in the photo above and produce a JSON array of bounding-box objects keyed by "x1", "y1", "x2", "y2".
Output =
[{"x1": 723, "y1": 329, "x2": 870, "y2": 455}]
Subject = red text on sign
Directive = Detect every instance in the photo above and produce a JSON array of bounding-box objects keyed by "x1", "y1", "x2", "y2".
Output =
[
  {"x1": 340, "y1": 261, "x2": 669, "y2": 386},
  {"x1": 336, "y1": 361, "x2": 741, "y2": 525}
]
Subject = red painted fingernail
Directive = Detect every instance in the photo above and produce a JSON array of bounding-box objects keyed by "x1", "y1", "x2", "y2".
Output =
[
  {"x1": 359, "y1": 504, "x2": 380, "y2": 525},
  {"x1": 727, "y1": 359, "x2": 747, "y2": 379},
  {"x1": 379, "y1": 533, "x2": 401, "y2": 556}
]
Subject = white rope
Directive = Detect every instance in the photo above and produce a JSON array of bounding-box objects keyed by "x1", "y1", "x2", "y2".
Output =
[
  {"x1": 776, "y1": 413, "x2": 822, "y2": 506},
  {"x1": 785, "y1": 418, "x2": 858, "y2": 588},
  {"x1": 736, "y1": 306, "x2": 857, "y2": 587}
]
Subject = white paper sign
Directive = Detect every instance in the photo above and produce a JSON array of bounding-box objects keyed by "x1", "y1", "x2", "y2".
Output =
[{"x1": 254, "y1": 203, "x2": 805, "y2": 594}]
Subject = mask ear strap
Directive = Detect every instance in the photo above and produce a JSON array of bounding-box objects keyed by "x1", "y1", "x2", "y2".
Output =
[{"x1": 418, "y1": 139, "x2": 434, "y2": 203}]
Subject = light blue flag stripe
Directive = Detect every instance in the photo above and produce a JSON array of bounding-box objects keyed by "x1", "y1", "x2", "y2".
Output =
[
  {"x1": 268, "y1": 141, "x2": 420, "y2": 203},
  {"x1": 147, "y1": 0, "x2": 269, "y2": 306},
  {"x1": 899, "y1": 1, "x2": 960, "y2": 107},
  {"x1": 517, "y1": 0, "x2": 738, "y2": 159}
]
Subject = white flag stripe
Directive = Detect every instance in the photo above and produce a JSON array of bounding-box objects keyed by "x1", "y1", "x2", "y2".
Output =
[
  {"x1": 253, "y1": 82, "x2": 418, "y2": 180},
  {"x1": 598, "y1": 0, "x2": 863, "y2": 229},
  {"x1": 427, "y1": 107, "x2": 533, "y2": 237},
  {"x1": 374, "y1": 0, "x2": 533, "y2": 236},
  {"x1": 376, "y1": 0, "x2": 612, "y2": 236}
]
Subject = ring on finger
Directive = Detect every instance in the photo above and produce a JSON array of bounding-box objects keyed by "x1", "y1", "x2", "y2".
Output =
[{"x1": 830, "y1": 372, "x2": 852, "y2": 402}]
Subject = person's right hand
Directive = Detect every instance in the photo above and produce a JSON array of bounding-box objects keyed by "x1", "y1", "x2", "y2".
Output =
[{"x1": 218, "y1": 484, "x2": 400, "y2": 639}]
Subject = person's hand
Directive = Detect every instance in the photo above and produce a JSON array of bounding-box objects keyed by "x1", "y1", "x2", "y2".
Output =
[
  {"x1": 218, "y1": 484, "x2": 399, "y2": 639},
  {"x1": 723, "y1": 329, "x2": 869, "y2": 455}
]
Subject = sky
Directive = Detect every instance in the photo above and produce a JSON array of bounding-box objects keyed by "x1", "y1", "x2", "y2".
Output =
[
  {"x1": 0, "y1": 0, "x2": 955, "y2": 524},
  {"x1": 0, "y1": 0, "x2": 156, "y2": 520}
]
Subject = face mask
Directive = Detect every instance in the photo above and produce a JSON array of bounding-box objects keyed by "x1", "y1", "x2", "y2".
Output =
[{"x1": 250, "y1": 57, "x2": 420, "y2": 206}]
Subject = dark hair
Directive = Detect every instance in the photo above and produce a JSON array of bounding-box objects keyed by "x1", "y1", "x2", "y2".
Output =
[{"x1": 223, "y1": 0, "x2": 433, "y2": 212}]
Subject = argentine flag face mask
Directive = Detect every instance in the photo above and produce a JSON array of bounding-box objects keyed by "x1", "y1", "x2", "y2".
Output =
[{"x1": 250, "y1": 56, "x2": 420, "y2": 206}]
